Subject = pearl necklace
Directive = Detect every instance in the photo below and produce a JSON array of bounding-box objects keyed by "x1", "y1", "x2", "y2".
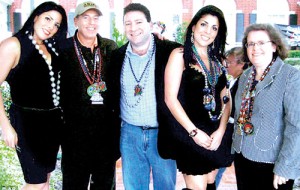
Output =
[
  {"x1": 28, "y1": 34, "x2": 60, "y2": 107},
  {"x1": 192, "y1": 46, "x2": 230, "y2": 122}
]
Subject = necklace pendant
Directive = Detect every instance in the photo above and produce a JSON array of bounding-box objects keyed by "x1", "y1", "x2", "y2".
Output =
[
  {"x1": 242, "y1": 122, "x2": 254, "y2": 135},
  {"x1": 90, "y1": 92, "x2": 103, "y2": 105},
  {"x1": 203, "y1": 94, "x2": 216, "y2": 111},
  {"x1": 87, "y1": 82, "x2": 107, "y2": 98},
  {"x1": 210, "y1": 115, "x2": 218, "y2": 122},
  {"x1": 134, "y1": 84, "x2": 143, "y2": 96},
  {"x1": 98, "y1": 81, "x2": 107, "y2": 92},
  {"x1": 87, "y1": 83, "x2": 98, "y2": 97},
  {"x1": 203, "y1": 88, "x2": 211, "y2": 95}
]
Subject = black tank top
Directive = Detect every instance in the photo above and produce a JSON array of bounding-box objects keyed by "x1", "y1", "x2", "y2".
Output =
[{"x1": 6, "y1": 33, "x2": 60, "y2": 109}]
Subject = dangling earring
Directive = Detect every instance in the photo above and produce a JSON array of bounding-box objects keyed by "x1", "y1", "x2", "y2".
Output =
[
  {"x1": 191, "y1": 32, "x2": 194, "y2": 43},
  {"x1": 212, "y1": 41, "x2": 215, "y2": 49}
]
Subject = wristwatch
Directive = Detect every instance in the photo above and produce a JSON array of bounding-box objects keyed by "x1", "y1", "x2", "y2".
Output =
[{"x1": 189, "y1": 128, "x2": 198, "y2": 137}]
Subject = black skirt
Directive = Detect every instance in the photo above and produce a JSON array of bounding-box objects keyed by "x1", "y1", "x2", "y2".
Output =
[{"x1": 9, "y1": 104, "x2": 63, "y2": 182}]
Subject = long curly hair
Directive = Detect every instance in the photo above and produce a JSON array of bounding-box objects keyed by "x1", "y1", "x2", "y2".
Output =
[{"x1": 183, "y1": 5, "x2": 227, "y2": 68}]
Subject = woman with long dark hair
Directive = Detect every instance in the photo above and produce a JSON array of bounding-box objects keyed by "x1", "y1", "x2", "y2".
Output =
[
  {"x1": 164, "y1": 5, "x2": 234, "y2": 190},
  {"x1": 0, "y1": 2, "x2": 67, "y2": 189}
]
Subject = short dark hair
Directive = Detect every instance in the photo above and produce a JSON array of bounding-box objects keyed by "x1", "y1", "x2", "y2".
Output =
[
  {"x1": 123, "y1": 3, "x2": 151, "y2": 22},
  {"x1": 17, "y1": 1, "x2": 68, "y2": 43},
  {"x1": 183, "y1": 5, "x2": 227, "y2": 68}
]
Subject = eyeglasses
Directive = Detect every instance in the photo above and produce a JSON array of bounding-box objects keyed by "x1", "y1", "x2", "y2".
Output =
[
  {"x1": 224, "y1": 60, "x2": 235, "y2": 68},
  {"x1": 245, "y1": 41, "x2": 272, "y2": 49},
  {"x1": 224, "y1": 59, "x2": 241, "y2": 68}
]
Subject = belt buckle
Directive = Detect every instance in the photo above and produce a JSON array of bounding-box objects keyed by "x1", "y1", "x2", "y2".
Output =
[{"x1": 142, "y1": 125, "x2": 151, "y2": 130}]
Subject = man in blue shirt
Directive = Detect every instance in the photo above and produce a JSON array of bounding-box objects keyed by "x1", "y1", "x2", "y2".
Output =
[{"x1": 107, "y1": 3, "x2": 181, "y2": 189}]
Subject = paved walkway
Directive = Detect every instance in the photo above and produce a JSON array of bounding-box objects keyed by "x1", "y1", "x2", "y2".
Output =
[
  {"x1": 115, "y1": 159, "x2": 237, "y2": 190},
  {"x1": 116, "y1": 158, "x2": 300, "y2": 190}
]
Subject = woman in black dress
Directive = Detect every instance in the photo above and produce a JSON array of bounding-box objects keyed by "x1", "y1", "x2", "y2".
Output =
[
  {"x1": 164, "y1": 5, "x2": 234, "y2": 190},
  {"x1": 0, "y1": 2, "x2": 67, "y2": 189}
]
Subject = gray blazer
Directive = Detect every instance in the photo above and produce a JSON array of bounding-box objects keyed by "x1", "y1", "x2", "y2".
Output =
[{"x1": 232, "y1": 57, "x2": 300, "y2": 179}]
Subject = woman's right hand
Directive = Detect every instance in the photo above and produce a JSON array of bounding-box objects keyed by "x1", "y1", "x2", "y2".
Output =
[
  {"x1": 192, "y1": 129, "x2": 212, "y2": 149},
  {"x1": 1, "y1": 123, "x2": 18, "y2": 149}
]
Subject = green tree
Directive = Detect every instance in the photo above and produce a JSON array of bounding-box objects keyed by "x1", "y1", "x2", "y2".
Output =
[
  {"x1": 112, "y1": 18, "x2": 127, "y2": 47},
  {"x1": 174, "y1": 22, "x2": 188, "y2": 45}
]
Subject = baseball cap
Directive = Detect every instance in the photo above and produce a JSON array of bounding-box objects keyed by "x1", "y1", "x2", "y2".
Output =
[{"x1": 75, "y1": 1, "x2": 103, "y2": 17}]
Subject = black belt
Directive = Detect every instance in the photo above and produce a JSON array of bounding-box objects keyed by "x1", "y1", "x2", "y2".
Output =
[
  {"x1": 139, "y1": 125, "x2": 158, "y2": 130},
  {"x1": 11, "y1": 103, "x2": 61, "y2": 112}
]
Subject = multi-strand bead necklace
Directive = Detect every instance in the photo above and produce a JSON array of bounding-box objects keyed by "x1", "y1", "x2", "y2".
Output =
[
  {"x1": 192, "y1": 45, "x2": 229, "y2": 122},
  {"x1": 121, "y1": 39, "x2": 156, "y2": 108},
  {"x1": 237, "y1": 59, "x2": 274, "y2": 135}
]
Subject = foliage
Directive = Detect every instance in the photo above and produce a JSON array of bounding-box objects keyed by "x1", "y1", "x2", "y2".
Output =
[
  {"x1": 0, "y1": 140, "x2": 24, "y2": 189},
  {"x1": 288, "y1": 50, "x2": 300, "y2": 58},
  {"x1": 174, "y1": 22, "x2": 188, "y2": 45},
  {"x1": 112, "y1": 18, "x2": 127, "y2": 47},
  {"x1": 284, "y1": 58, "x2": 300, "y2": 66},
  {"x1": 0, "y1": 81, "x2": 11, "y2": 118},
  {"x1": 0, "y1": 141, "x2": 62, "y2": 190},
  {"x1": 0, "y1": 82, "x2": 23, "y2": 189}
]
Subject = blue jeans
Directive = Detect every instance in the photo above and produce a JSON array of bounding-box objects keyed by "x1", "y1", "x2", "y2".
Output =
[
  {"x1": 120, "y1": 121, "x2": 176, "y2": 190},
  {"x1": 215, "y1": 167, "x2": 226, "y2": 188}
]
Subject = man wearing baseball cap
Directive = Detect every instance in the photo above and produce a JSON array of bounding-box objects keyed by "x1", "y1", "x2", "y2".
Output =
[
  {"x1": 74, "y1": 1, "x2": 103, "y2": 17},
  {"x1": 59, "y1": 1, "x2": 120, "y2": 189}
]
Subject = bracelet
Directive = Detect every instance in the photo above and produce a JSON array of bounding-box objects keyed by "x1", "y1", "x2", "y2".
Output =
[{"x1": 189, "y1": 128, "x2": 198, "y2": 137}]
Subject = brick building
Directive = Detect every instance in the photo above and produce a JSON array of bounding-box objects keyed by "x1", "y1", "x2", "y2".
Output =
[{"x1": 1, "y1": 0, "x2": 300, "y2": 47}]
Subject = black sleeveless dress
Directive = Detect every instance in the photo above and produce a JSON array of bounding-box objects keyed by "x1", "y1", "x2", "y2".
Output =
[
  {"x1": 6, "y1": 32, "x2": 63, "y2": 179},
  {"x1": 170, "y1": 65, "x2": 234, "y2": 175}
]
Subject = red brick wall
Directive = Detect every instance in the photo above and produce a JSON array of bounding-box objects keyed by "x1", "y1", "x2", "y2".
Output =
[
  {"x1": 288, "y1": 0, "x2": 300, "y2": 24},
  {"x1": 236, "y1": 0, "x2": 256, "y2": 28},
  {"x1": 9, "y1": 0, "x2": 21, "y2": 32},
  {"x1": 182, "y1": 0, "x2": 193, "y2": 23},
  {"x1": 8, "y1": 0, "x2": 300, "y2": 33},
  {"x1": 123, "y1": 0, "x2": 131, "y2": 7},
  {"x1": 59, "y1": 0, "x2": 77, "y2": 13}
]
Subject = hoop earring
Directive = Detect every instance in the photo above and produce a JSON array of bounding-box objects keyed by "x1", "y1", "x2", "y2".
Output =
[{"x1": 191, "y1": 32, "x2": 194, "y2": 43}]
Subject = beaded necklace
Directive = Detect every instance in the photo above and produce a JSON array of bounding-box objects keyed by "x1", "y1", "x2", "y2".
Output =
[
  {"x1": 121, "y1": 39, "x2": 155, "y2": 108},
  {"x1": 128, "y1": 43, "x2": 156, "y2": 96},
  {"x1": 73, "y1": 38, "x2": 106, "y2": 104},
  {"x1": 237, "y1": 59, "x2": 274, "y2": 135},
  {"x1": 192, "y1": 45, "x2": 229, "y2": 122},
  {"x1": 28, "y1": 33, "x2": 60, "y2": 107}
]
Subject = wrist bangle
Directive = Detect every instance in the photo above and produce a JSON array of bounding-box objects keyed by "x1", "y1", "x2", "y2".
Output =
[{"x1": 189, "y1": 128, "x2": 198, "y2": 137}]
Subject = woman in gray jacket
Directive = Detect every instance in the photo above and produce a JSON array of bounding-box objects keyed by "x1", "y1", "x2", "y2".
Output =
[{"x1": 232, "y1": 23, "x2": 300, "y2": 190}]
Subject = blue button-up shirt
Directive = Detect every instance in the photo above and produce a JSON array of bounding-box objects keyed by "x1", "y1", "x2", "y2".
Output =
[{"x1": 120, "y1": 36, "x2": 158, "y2": 127}]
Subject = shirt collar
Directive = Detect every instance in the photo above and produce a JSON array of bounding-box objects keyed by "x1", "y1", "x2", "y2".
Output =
[
  {"x1": 126, "y1": 34, "x2": 155, "y2": 57},
  {"x1": 75, "y1": 30, "x2": 99, "y2": 51}
]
